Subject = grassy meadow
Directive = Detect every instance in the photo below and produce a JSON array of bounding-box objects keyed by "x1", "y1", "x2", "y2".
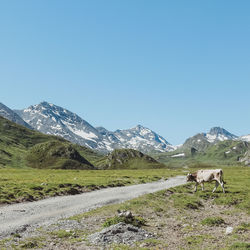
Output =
[
  {"x1": 0, "y1": 168, "x2": 183, "y2": 204},
  {"x1": 2, "y1": 166, "x2": 249, "y2": 249}
]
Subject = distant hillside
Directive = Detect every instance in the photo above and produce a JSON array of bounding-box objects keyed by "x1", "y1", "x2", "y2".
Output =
[
  {"x1": 153, "y1": 140, "x2": 250, "y2": 167},
  {"x1": 182, "y1": 133, "x2": 211, "y2": 152},
  {"x1": 181, "y1": 127, "x2": 237, "y2": 152},
  {"x1": 26, "y1": 140, "x2": 94, "y2": 169},
  {"x1": 96, "y1": 148, "x2": 166, "y2": 169},
  {"x1": 0, "y1": 116, "x2": 102, "y2": 169}
]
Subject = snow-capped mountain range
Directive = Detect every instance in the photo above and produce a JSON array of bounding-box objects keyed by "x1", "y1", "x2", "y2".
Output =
[
  {"x1": 96, "y1": 125, "x2": 174, "y2": 153},
  {"x1": 14, "y1": 102, "x2": 174, "y2": 153},
  {"x1": 0, "y1": 101, "x2": 249, "y2": 154}
]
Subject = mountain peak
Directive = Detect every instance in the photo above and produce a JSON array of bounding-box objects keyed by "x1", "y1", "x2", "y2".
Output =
[
  {"x1": 206, "y1": 127, "x2": 237, "y2": 143},
  {"x1": 40, "y1": 101, "x2": 50, "y2": 105},
  {"x1": 209, "y1": 127, "x2": 231, "y2": 135},
  {"x1": 15, "y1": 102, "x2": 102, "y2": 150},
  {"x1": 39, "y1": 101, "x2": 53, "y2": 107},
  {"x1": 133, "y1": 124, "x2": 150, "y2": 133},
  {"x1": 135, "y1": 124, "x2": 144, "y2": 129}
]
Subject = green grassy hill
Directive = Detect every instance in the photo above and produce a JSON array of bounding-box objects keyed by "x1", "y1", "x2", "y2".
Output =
[
  {"x1": 96, "y1": 148, "x2": 166, "y2": 169},
  {"x1": 26, "y1": 140, "x2": 95, "y2": 169},
  {"x1": 0, "y1": 116, "x2": 103, "y2": 169},
  {"x1": 153, "y1": 140, "x2": 250, "y2": 167}
]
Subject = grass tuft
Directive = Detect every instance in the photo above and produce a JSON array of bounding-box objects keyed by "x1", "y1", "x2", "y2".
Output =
[
  {"x1": 201, "y1": 217, "x2": 225, "y2": 226},
  {"x1": 234, "y1": 223, "x2": 250, "y2": 233},
  {"x1": 229, "y1": 242, "x2": 250, "y2": 249},
  {"x1": 103, "y1": 215, "x2": 146, "y2": 228}
]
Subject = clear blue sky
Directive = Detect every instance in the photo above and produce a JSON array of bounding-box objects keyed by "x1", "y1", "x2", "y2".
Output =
[{"x1": 0, "y1": 1, "x2": 249, "y2": 144}]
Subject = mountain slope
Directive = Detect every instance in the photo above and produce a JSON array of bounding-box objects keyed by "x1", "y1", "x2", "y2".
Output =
[
  {"x1": 239, "y1": 149, "x2": 250, "y2": 165},
  {"x1": 182, "y1": 127, "x2": 237, "y2": 152},
  {"x1": 96, "y1": 148, "x2": 166, "y2": 169},
  {"x1": 15, "y1": 101, "x2": 106, "y2": 150},
  {"x1": 16, "y1": 102, "x2": 173, "y2": 153},
  {"x1": 152, "y1": 128, "x2": 247, "y2": 167},
  {"x1": 153, "y1": 140, "x2": 250, "y2": 167},
  {"x1": 0, "y1": 116, "x2": 100, "y2": 169},
  {"x1": 26, "y1": 140, "x2": 94, "y2": 169},
  {"x1": 0, "y1": 102, "x2": 32, "y2": 129}
]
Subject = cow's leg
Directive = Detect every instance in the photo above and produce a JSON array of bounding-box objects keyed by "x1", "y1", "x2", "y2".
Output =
[
  {"x1": 201, "y1": 182, "x2": 204, "y2": 191},
  {"x1": 194, "y1": 182, "x2": 198, "y2": 192},
  {"x1": 219, "y1": 181, "x2": 225, "y2": 193},
  {"x1": 219, "y1": 175, "x2": 226, "y2": 193},
  {"x1": 212, "y1": 181, "x2": 219, "y2": 193}
]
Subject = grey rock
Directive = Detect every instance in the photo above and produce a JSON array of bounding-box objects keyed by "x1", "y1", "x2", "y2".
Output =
[
  {"x1": 225, "y1": 226, "x2": 233, "y2": 235},
  {"x1": 239, "y1": 150, "x2": 250, "y2": 166},
  {"x1": 88, "y1": 222, "x2": 153, "y2": 245},
  {"x1": 117, "y1": 210, "x2": 133, "y2": 218}
]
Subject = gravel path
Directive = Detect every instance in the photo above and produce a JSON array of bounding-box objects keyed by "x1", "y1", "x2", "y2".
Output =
[{"x1": 0, "y1": 176, "x2": 186, "y2": 238}]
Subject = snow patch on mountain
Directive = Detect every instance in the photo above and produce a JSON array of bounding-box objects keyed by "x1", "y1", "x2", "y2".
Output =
[
  {"x1": 239, "y1": 134, "x2": 250, "y2": 142},
  {"x1": 171, "y1": 153, "x2": 185, "y2": 158}
]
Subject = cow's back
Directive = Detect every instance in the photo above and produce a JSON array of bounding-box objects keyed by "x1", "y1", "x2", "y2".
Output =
[{"x1": 196, "y1": 169, "x2": 222, "y2": 182}]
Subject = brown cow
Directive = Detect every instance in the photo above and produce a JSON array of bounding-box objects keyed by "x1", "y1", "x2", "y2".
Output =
[{"x1": 187, "y1": 169, "x2": 225, "y2": 193}]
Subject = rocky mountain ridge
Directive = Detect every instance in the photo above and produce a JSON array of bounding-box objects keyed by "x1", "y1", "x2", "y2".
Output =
[
  {"x1": 14, "y1": 102, "x2": 174, "y2": 153},
  {"x1": 0, "y1": 102, "x2": 32, "y2": 129}
]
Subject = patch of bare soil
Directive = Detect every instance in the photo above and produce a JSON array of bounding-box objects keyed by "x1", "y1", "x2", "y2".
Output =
[{"x1": 142, "y1": 200, "x2": 250, "y2": 249}]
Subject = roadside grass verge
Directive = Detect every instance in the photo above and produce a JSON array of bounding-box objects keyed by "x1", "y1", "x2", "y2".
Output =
[{"x1": 0, "y1": 168, "x2": 182, "y2": 204}]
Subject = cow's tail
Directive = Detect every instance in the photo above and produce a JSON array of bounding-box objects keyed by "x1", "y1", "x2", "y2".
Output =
[{"x1": 220, "y1": 169, "x2": 226, "y2": 184}]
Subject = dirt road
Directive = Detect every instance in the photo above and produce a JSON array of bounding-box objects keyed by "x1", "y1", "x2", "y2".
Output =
[{"x1": 0, "y1": 176, "x2": 186, "y2": 238}]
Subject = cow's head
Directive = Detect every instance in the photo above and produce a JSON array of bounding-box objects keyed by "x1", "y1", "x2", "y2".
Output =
[{"x1": 186, "y1": 173, "x2": 194, "y2": 182}]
